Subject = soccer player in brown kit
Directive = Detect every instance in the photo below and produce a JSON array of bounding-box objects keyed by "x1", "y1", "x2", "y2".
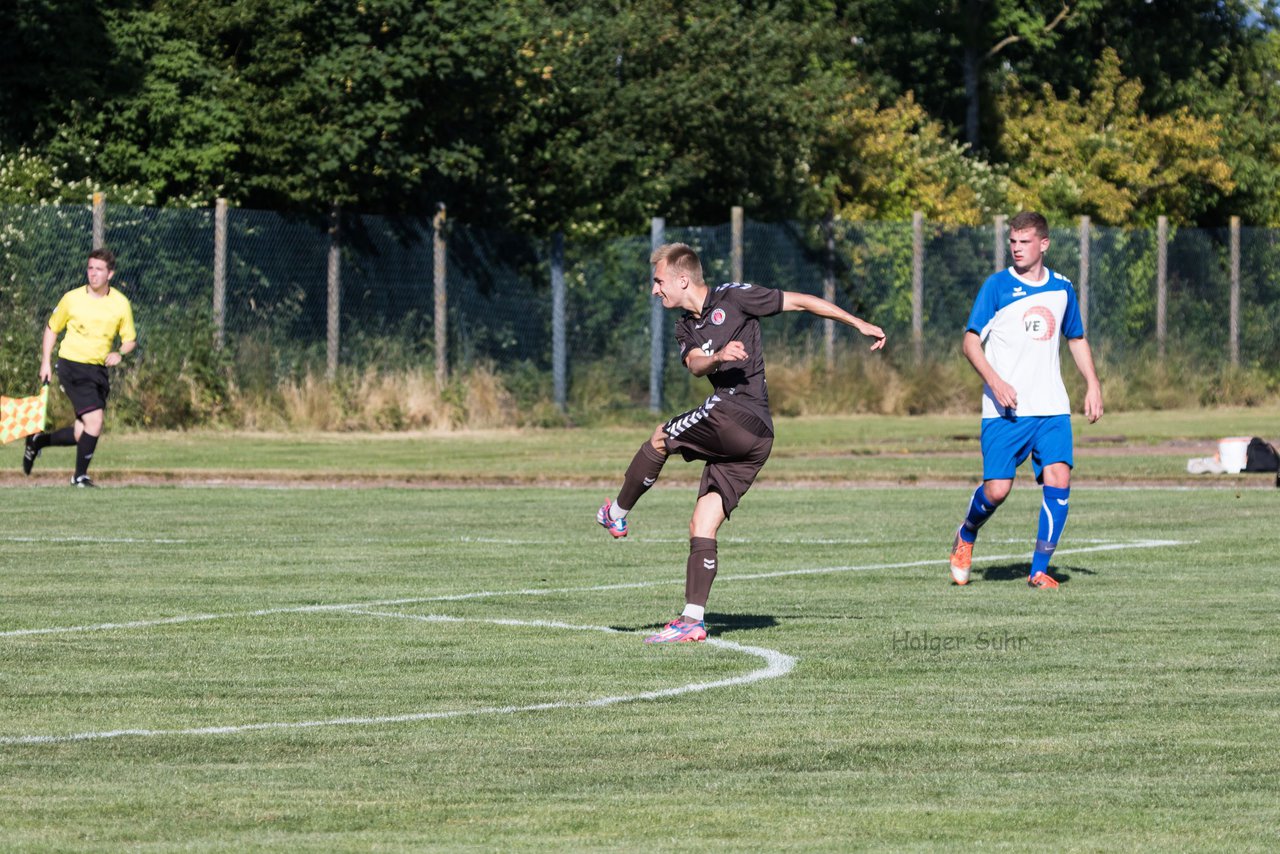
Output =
[
  {"x1": 23, "y1": 247, "x2": 137, "y2": 487},
  {"x1": 597, "y1": 242, "x2": 886, "y2": 643}
]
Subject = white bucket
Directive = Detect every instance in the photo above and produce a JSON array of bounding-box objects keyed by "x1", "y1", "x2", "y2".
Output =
[{"x1": 1219, "y1": 437, "x2": 1251, "y2": 474}]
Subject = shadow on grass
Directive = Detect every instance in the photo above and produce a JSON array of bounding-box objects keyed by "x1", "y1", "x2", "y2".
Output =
[
  {"x1": 617, "y1": 613, "x2": 779, "y2": 635},
  {"x1": 707, "y1": 613, "x2": 778, "y2": 634},
  {"x1": 978, "y1": 562, "x2": 1093, "y2": 585}
]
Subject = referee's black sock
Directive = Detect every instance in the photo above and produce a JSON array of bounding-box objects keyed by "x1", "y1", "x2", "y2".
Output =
[
  {"x1": 75, "y1": 432, "x2": 99, "y2": 479},
  {"x1": 43, "y1": 426, "x2": 77, "y2": 448}
]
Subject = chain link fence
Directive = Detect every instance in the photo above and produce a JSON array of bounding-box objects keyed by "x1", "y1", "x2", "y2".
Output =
[{"x1": 2, "y1": 202, "x2": 1278, "y2": 417}]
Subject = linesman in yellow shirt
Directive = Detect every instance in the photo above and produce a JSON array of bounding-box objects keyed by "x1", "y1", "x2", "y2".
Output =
[{"x1": 23, "y1": 247, "x2": 137, "y2": 487}]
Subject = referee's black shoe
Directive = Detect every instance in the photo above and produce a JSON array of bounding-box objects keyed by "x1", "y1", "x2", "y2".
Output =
[
  {"x1": 22, "y1": 433, "x2": 42, "y2": 475},
  {"x1": 70, "y1": 475, "x2": 96, "y2": 488}
]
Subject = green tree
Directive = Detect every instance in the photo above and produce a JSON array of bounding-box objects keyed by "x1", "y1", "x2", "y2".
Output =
[
  {"x1": 43, "y1": 6, "x2": 243, "y2": 204},
  {"x1": 997, "y1": 49, "x2": 1234, "y2": 226},
  {"x1": 848, "y1": 0, "x2": 1101, "y2": 151},
  {"x1": 848, "y1": 0, "x2": 1280, "y2": 228},
  {"x1": 0, "y1": 0, "x2": 114, "y2": 148},
  {"x1": 1038, "y1": 2, "x2": 1280, "y2": 224},
  {"x1": 812, "y1": 86, "x2": 1007, "y2": 225},
  {"x1": 7, "y1": 0, "x2": 863, "y2": 234},
  {"x1": 502, "y1": 1, "x2": 853, "y2": 235}
]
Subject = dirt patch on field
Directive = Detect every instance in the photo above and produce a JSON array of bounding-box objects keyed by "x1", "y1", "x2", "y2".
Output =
[{"x1": 3, "y1": 438, "x2": 1271, "y2": 489}]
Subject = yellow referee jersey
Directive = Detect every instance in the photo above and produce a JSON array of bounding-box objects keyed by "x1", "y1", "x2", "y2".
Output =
[{"x1": 47, "y1": 286, "x2": 137, "y2": 365}]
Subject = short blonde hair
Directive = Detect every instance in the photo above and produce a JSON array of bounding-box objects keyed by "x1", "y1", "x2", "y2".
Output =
[{"x1": 650, "y1": 242, "x2": 704, "y2": 285}]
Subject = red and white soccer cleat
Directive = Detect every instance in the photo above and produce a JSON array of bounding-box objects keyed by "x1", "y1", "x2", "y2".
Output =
[
  {"x1": 1028, "y1": 571, "x2": 1059, "y2": 590},
  {"x1": 949, "y1": 527, "x2": 973, "y2": 585},
  {"x1": 596, "y1": 499, "x2": 628, "y2": 539},
  {"x1": 644, "y1": 618, "x2": 707, "y2": 644}
]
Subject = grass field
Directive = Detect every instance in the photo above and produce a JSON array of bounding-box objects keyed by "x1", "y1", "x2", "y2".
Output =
[{"x1": 2, "y1": 412, "x2": 1278, "y2": 850}]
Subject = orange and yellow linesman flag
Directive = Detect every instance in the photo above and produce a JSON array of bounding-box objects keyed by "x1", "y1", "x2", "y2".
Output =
[{"x1": 0, "y1": 385, "x2": 48, "y2": 444}]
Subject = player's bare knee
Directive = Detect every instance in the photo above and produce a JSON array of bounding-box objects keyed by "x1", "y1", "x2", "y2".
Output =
[
  {"x1": 983, "y1": 482, "x2": 1012, "y2": 504},
  {"x1": 1041, "y1": 463, "x2": 1071, "y2": 489},
  {"x1": 689, "y1": 520, "x2": 717, "y2": 540},
  {"x1": 79, "y1": 412, "x2": 105, "y2": 436}
]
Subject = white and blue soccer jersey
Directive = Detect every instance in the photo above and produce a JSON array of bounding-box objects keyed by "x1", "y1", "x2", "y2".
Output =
[{"x1": 966, "y1": 266, "x2": 1085, "y2": 419}]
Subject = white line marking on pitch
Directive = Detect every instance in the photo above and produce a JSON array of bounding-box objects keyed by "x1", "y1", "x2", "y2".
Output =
[
  {"x1": 461, "y1": 536, "x2": 873, "y2": 545},
  {"x1": 0, "y1": 615, "x2": 795, "y2": 746},
  {"x1": 0, "y1": 536, "x2": 189, "y2": 544},
  {"x1": 0, "y1": 537, "x2": 1185, "y2": 744},
  {"x1": 0, "y1": 538, "x2": 1190, "y2": 640}
]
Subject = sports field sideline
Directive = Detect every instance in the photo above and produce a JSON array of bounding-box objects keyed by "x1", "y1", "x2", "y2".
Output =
[{"x1": 1, "y1": 410, "x2": 1277, "y2": 849}]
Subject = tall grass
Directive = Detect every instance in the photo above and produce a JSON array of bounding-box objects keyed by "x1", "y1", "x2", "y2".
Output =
[
  {"x1": 98, "y1": 340, "x2": 1280, "y2": 433},
  {"x1": 233, "y1": 363, "x2": 522, "y2": 432}
]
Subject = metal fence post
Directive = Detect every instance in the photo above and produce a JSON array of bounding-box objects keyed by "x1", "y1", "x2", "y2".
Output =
[
  {"x1": 649, "y1": 217, "x2": 665, "y2": 413},
  {"x1": 326, "y1": 206, "x2": 341, "y2": 382},
  {"x1": 823, "y1": 213, "x2": 835, "y2": 371},
  {"x1": 213, "y1": 198, "x2": 227, "y2": 349},
  {"x1": 433, "y1": 204, "x2": 448, "y2": 387},
  {"x1": 1078, "y1": 215, "x2": 1090, "y2": 334},
  {"x1": 1156, "y1": 215, "x2": 1168, "y2": 361},
  {"x1": 551, "y1": 231, "x2": 566, "y2": 411},
  {"x1": 1229, "y1": 216, "x2": 1240, "y2": 367},
  {"x1": 994, "y1": 214, "x2": 1006, "y2": 271},
  {"x1": 92, "y1": 192, "x2": 105, "y2": 250},
  {"x1": 731, "y1": 206, "x2": 744, "y2": 283},
  {"x1": 912, "y1": 211, "x2": 924, "y2": 363}
]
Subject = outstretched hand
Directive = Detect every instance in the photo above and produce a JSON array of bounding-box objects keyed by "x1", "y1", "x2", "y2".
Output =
[{"x1": 857, "y1": 320, "x2": 886, "y2": 351}]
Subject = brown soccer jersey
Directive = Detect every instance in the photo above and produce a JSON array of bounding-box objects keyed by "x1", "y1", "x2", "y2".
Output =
[{"x1": 675, "y1": 282, "x2": 785, "y2": 429}]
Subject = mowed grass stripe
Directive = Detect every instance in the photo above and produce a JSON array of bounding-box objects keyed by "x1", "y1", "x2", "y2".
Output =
[
  {"x1": 1, "y1": 615, "x2": 797, "y2": 746},
  {"x1": 2, "y1": 538, "x2": 1185, "y2": 639},
  {"x1": 1, "y1": 482, "x2": 1277, "y2": 849}
]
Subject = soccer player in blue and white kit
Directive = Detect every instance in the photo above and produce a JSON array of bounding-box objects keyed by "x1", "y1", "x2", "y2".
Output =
[{"x1": 949, "y1": 211, "x2": 1103, "y2": 589}]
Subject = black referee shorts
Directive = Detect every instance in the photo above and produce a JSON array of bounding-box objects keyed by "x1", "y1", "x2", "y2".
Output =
[
  {"x1": 663, "y1": 395, "x2": 774, "y2": 518},
  {"x1": 56, "y1": 359, "x2": 110, "y2": 417}
]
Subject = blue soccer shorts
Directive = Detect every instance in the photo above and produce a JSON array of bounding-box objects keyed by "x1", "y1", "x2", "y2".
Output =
[{"x1": 980, "y1": 414, "x2": 1074, "y2": 483}]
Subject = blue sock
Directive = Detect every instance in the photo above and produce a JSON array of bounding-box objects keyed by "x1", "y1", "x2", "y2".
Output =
[
  {"x1": 958, "y1": 485, "x2": 998, "y2": 543},
  {"x1": 1030, "y1": 485, "x2": 1070, "y2": 577}
]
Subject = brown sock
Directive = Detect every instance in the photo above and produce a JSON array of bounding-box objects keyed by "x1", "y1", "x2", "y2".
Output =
[
  {"x1": 616, "y1": 441, "x2": 667, "y2": 511},
  {"x1": 684, "y1": 537, "x2": 718, "y2": 608}
]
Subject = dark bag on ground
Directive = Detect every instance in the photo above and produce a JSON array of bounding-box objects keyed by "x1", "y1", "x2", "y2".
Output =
[{"x1": 1245, "y1": 437, "x2": 1280, "y2": 472}]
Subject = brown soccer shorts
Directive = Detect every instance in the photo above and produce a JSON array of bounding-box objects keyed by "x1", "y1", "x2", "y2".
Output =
[{"x1": 663, "y1": 395, "x2": 773, "y2": 518}]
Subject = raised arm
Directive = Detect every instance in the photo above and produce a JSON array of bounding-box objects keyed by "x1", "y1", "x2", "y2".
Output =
[{"x1": 781, "y1": 291, "x2": 886, "y2": 351}]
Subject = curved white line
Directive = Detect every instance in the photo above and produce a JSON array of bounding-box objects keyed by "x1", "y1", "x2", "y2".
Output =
[
  {"x1": 0, "y1": 537, "x2": 1188, "y2": 744},
  {"x1": 0, "y1": 614, "x2": 795, "y2": 746}
]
